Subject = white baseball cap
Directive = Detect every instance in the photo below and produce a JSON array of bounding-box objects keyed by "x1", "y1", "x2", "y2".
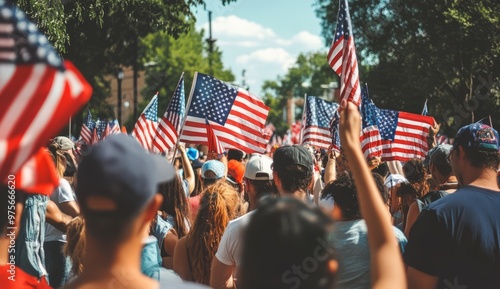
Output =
[{"x1": 244, "y1": 154, "x2": 273, "y2": 180}]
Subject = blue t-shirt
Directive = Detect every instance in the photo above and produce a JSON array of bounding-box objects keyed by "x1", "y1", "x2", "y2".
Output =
[
  {"x1": 329, "y1": 219, "x2": 407, "y2": 289},
  {"x1": 404, "y1": 185, "x2": 500, "y2": 289}
]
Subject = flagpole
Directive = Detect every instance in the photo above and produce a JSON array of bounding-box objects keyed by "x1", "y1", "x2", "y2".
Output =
[
  {"x1": 489, "y1": 115, "x2": 493, "y2": 127},
  {"x1": 68, "y1": 116, "x2": 71, "y2": 138},
  {"x1": 172, "y1": 72, "x2": 194, "y2": 164},
  {"x1": 299, "y1": 94, "x2": 307, "y2": 145},
  {"x1": 421, "y1": 99, "x2": 428, "y2": 115}
]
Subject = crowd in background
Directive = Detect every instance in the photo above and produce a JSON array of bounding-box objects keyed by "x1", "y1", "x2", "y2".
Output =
[{"x1": 2, "y1": 101, "x2": 500, "y2": 289}]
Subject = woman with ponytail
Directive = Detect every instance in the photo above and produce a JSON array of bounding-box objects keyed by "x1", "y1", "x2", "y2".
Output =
[
  {"x1": 45, "y1": 137, "x2": 80, "y2": 287},
  {"x1": 173, "y1": 181, "x2": 240, "y2": 285}
]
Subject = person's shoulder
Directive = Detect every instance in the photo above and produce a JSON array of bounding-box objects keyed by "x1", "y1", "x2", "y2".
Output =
[
  {"x1": 226, "y1": 211, "x2": 254, "y2": 231},
  {"x1": 392, "y1": 226, "x2": 407, "y2": 242}
]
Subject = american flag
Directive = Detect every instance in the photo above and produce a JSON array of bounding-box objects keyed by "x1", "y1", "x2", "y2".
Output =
[
  {"x1": 378, "y1": 109, "x2": 436, "y2": 161},
  {"x1": 327, "y1": 0, "x2": 361, "y2": 106},
  {"x1": 301, "y1": 96, "x2": 339, "y2": 150},
  {"x1": 109, "y1": 119, "x2": 121, "y2": 135},
  {"x1": 179, "y1": 73, "x2": 270, "y2": 153},
  {"x1": 101, "y1": 119, "x2": 120, "y2": 139},
  {"x1": 206, "y1": 119, "x2": 225, "y2": 154},
  {"x1": 421, "y1": 99, "x2": 428, "y2": 116},
  {"x1": 360, "y1": 85, "x2": 382, "y2": 159},
  {"x1": 132, "y1": 93, "x2": 159, "y2": 151},
  {"x1": 80, "y1": 110, "x2": 94, "y2": 145},
  {"x1": 96, "y1": 118, "x2": 108, "y2": 139},
  {"x1": 153, "y1": 74, "x2": 185, "y2": 153},
  {"x1": 0, "y1": 2, "x2": 92, "y2": 191}
]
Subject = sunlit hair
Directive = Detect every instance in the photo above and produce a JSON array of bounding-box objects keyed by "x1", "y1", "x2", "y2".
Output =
[
  {"x1": 48, "y1": 144, "x2": 67, "y2": 178},
  {"x1": 403, "y1": 158, "x2": 429, "y2": 197},
  {"x1": 159, "y1": 175, "x2": 191, "y2": 238},
  {"x1": 64, "y1": 216, "x2": 86, "y2": 276},
  {"x1": 185, "y1": 181, "x2": 239, "y2": 284}
]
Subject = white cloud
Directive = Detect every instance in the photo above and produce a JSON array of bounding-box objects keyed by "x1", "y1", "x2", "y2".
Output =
[
  {"x1": 201, "y1": 15, "x2": 276, "y2": 41},
  {"x1": 290, "y1": 31, "x2": 323, "y2": 51},
  {"x1": 198, "y1": 15, "x2": 327, "y2": 93}
]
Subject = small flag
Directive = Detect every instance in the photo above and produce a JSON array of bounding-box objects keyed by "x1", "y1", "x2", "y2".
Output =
[
  {"x1": 132, "y1": 93, "x2": 159, "y2": 151},
  {"x1": 179, "y1": 72, "x2": 270, "y2": 153},
  {"x1": 80, "y1": 110, "x2": 94, "y2": 145},
  {"x1": 301, "y1": 96, "x2": 339, "y2": 150},
  {"x1": 153, "y1": 75, "x2": 186, "y2": 153},
  {"x1": 327, "y1": 0, "x2": 361, "y2": 106},
  {"x1": 360, "y1": 85, "x2": 382, "y2": 159}
]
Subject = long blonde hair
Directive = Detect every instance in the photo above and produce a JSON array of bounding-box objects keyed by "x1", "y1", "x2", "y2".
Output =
[
  {"x1": 185, "y1": 182, "x2": 239, "y2": 284},
  {"x1": 64, "y1": 217, "x2": 86, "y2": 276}
]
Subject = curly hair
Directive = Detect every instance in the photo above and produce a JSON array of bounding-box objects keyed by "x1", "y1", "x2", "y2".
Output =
[
  {"x1": 64, "y1": 216, "x2": 86, "y2": 276},
  {"x1": 403, "y1": 158, "x2": 429, "y2": 197},
  {"x1": 159, "y1": 175, "x2": 191, "y2": 238},
  {"x1": 185, "y1": 181, "x2": 239, "y2": 284}
]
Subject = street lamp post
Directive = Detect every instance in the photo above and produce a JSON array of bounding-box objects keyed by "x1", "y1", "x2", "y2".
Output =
[{"x1": 117, "y1": 67, "x2": 124, "y2": 125}]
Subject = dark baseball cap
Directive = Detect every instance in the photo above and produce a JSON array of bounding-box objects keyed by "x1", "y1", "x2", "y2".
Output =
[
  {"x1": 453, "y1": 123, "x2": 499, "y2": 151},
  {"x1": 423, "y1": 144, "x2": 452, "y2": 168},
  {"x1": 77, "y1": 134, "x2": 175, "y2": 217},
  {"x1": 272, "y1": 145, "x2": 314, "y2": 176}
]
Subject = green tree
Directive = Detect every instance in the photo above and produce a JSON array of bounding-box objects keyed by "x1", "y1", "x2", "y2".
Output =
[
  {"x1": 138, "y1": 23, "x2": 234, "y2": 127},
  {"x1": 262, "y1": 51, "x2": 338, "y2": 135},
  {"x1": 315, "y1": 0, "x2": 500, "y2": 133}
]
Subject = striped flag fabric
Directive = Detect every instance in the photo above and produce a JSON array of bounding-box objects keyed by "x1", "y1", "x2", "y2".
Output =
[
  {"x1": 378, "y1": 109, "x2": 436, "y2": 161},
  {"x1": 206, "y1": 119, "x2": 225, "y2": 154},
  {"x1": 301, "y1": 96, "x2": 339, "y2": 150},
  {"x1": 327, "y1": 0, "x2": 361, "y2": 106},
  {"x1": 360, "y1": 86, "x2": 382, "y2": 159},
  {"x1": 153, "y1": 75, "x2": 186, "y2": 153},
  {"x1": 109, "y1": 119, "x2": 121, "y2": 135},
  {"x1": 179, "y1": 72, "x2": 270, "y2": 153},
  {"x1": 101, "y1": 119, "x2": 120, "y2": 139},
  {"x1": 80, "y1": 110, "x2": 94, "y2": 144},
  {"x1": 132, "y1": 93, "x2": 159, "y2": 151},
  {"x1": 0, "y1": 2, "x2": 92, "y2": 188}
]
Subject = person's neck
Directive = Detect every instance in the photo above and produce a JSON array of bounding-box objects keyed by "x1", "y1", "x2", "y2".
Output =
[
  {"x1": 80, "y1": 236, "x2": 144, "y2": 280},
  {"x1": 462, "y1": 168, "x2": 499, "y2": 191},
  {"x1": 280, "y1": 190, "x2": 307, "y2": 201}
]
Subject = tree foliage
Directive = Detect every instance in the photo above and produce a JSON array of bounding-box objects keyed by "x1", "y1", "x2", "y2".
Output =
[
  {"x1": 315, "y1": 0, "x2": 500, "y2": 133},
  {"x1": 262, "y1": 51, "x2": 338, "y2": 135},
  {"x1": 139, "y1": 23, "x2": 235, "y2": 125}
]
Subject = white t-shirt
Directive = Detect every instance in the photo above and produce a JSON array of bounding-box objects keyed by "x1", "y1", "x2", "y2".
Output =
[
  {"x1": 215, "y1": 211, "x2": 254, "y2": 267},
  {"x1": 45, "y1": 178, "x2": 76, "y2": 242}
]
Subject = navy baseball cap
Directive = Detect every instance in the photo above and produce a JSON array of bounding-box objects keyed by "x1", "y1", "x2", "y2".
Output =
[
  {"x1": 453, "y1": 123, "x2": 499, "y2": 151},
  {"x1": 77, "y1": 134, "x2": 175, "y2": 217}
]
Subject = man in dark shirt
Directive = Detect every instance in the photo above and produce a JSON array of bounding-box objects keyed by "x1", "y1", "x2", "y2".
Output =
[{"x1": 404, "y1": 123, "x2": 500, "y2": 289}]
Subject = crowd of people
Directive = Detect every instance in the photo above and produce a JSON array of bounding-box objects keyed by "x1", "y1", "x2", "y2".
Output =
[{"x1": 2, "y1": 101, "x2": 500, "y2": 289}]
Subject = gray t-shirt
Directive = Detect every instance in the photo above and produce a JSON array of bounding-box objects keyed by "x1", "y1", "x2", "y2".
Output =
[{"x1": 329, "y1": 219, "x2": 407, "y2": 289}]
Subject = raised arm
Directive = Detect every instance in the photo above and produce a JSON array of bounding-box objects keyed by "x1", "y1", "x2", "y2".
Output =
[
  {"x1": 338, "y1": 100, "x2": 406, "y2": 289},
  {"x1": 178, "y1": 144, "x2": 195, "y2": 195}
]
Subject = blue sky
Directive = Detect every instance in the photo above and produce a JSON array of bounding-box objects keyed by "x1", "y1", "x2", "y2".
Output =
[{"x1": 195, "y1": 0, "x2": 330, "y2": 95}]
